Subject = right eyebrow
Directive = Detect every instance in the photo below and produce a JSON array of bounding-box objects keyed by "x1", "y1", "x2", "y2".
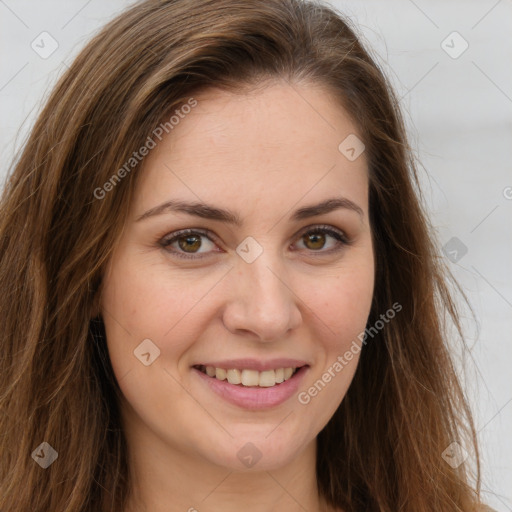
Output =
[{"x1": 135, "y1": 196, "x2": 364, "y2": 225}]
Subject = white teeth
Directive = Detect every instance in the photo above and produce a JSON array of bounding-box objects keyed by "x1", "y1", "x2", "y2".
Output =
[
  {"x1": 200, "y1": 366, "x2": 298, "y2": 387},
  {"x1": 241, "y1": 369, "x2": 259, "y2": 386},
  {"x1": 226, "y1": 369, "x2": 241, "y2": 385},
  {"x1": 258, "y1": 370, "x2": 276, "y2": 387},
  {"x1": 215, "y1": 368, "x2": 227, "y2": 380}
]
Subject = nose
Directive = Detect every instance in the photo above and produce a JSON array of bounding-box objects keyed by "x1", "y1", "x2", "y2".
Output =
[{"x1": 221, "y1": 252, "x2": 302, "y2": 342}]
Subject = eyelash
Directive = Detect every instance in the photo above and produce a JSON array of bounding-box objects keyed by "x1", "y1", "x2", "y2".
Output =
[{"x1": 158, "y1": 224, "x2": 351, "y2": 260}]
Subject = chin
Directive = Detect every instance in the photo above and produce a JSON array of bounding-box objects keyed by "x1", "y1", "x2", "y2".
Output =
[{"x1": 196, "y1": 426, "x2": 314, "y2": 472}]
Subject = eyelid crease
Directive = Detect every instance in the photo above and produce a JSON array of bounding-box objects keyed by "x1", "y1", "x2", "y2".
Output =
[{"x1": 158, "y1": 224, "x2": 351, "y2": 260}]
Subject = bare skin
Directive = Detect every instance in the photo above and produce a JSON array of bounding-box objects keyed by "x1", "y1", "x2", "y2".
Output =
[{"x1": 100, "y1": 80, "x2": 374, "y2": 512}]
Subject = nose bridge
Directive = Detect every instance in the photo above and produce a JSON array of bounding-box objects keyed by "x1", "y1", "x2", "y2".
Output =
[{"x1": 223, "y1": 244, "x2": 301, "y2": 341}]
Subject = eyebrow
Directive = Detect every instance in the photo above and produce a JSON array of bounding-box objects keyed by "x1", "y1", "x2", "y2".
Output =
[{"x1": 135, "y1": 196, "x2": 364, "y2": 225}]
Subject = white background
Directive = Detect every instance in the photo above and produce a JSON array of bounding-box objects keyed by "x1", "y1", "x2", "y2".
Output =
[{"x1": 1, "y1": 0, "x2": 510, "y2": 509}]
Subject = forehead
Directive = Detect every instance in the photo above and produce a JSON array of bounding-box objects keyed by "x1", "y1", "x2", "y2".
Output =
[{"x1": 134, "y1": 82, "x2": 368, "y2": 219}]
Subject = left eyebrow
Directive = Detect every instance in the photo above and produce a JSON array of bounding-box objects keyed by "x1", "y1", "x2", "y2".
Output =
[
  {"x1": 135, "y1": 196, "x2": 364, "y2": 224},
  {"x1": 292, "y1": 197, "x2": 364, "y2": 221}
]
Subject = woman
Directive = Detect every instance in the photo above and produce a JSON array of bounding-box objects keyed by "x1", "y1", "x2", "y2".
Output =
[{"x1": 0, "y1": 0, "x2": 493, "y2": 510}]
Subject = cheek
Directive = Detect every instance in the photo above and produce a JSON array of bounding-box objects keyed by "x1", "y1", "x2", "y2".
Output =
[
  {"x1": 294, "y1": 257, "x2": 373, "y2": 415},
  {"x1": 306, "y1": 260, "x2": 374, "y2": 345},
  {"x1": 100, "y1": 252, "x2": 222, "y2": 376},
  {"x1": 103, "y1": 249, "x2": 190, "y2": 332},
  {"x1": 99, "y1": 258, "x2": 212, "y2": 432}
]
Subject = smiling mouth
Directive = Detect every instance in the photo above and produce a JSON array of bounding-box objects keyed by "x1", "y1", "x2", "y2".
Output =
[{"x1": 193, "y1": 364, "x2": 302, "y2": 387}]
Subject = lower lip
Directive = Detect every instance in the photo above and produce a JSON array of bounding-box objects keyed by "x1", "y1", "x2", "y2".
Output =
[{"x1": 193, "y1": 366, "x2": 308, "y2": 410}]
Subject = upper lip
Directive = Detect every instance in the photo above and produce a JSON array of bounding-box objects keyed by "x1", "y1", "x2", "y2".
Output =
[{"x1": 193, "y1": 358, "x2": 309, "y2": 372}]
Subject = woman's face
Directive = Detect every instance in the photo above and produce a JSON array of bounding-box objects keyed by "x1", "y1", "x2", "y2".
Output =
[{"x1": 100, "y1": 81, "x2": 374, "y2": 471}]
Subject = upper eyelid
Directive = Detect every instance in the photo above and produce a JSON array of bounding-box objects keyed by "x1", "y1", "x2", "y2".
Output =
[
  {"x1": 160, "y1": 224, "x2": 348, "y2": 248},
  {"x1": 161, "y1": 227, "x2": 218, "y2": 245}
]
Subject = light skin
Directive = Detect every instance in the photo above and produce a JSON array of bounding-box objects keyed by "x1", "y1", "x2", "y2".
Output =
[{"x1": 99, "y1": 80, "x2": 375, "y2": 512}]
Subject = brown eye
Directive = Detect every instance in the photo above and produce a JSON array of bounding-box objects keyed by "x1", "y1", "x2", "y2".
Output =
[
  {"x1": 160, "y1": 229, "x2": 218, "y2": 259},
  {"x1": 160, "y1": 225, "x2": 349, "y2": 261},
  {"x1": 177, "y1": 234, "x2": 202, "y2": 253},
  {"x1": 302, "y1": 232, "x2": 327, "y2": 250},
  {"x1": 295, "y1": 226, "x2": 349, "y2": 254}
]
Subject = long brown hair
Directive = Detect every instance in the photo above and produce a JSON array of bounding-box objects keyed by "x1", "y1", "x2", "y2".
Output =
[{"x1": 0, "y1": 0, "x2": 482, "y2": 510}]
